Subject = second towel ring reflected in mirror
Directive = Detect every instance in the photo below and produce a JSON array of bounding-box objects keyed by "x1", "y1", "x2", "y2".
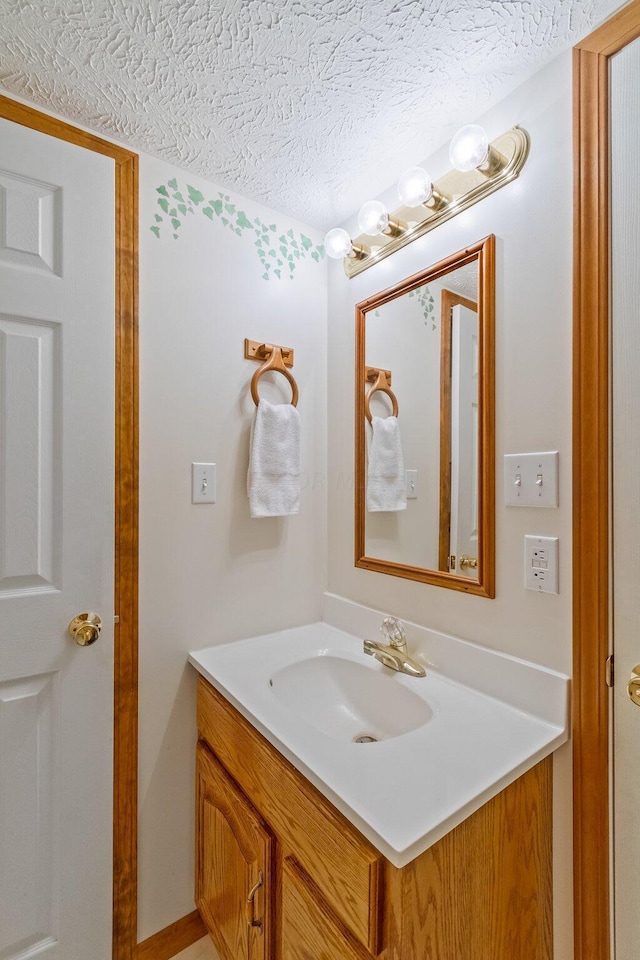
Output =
[
  {"x1": 354, "y1": 235, "x2": 495, "y2": 598},
  {"x1": 364, "y1": 367, "x2": 399, "y2": 423}
]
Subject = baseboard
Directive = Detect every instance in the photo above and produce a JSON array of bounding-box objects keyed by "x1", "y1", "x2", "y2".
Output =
[{"x1": 137, "y1": 910, "x2": 207, "y2": 960}]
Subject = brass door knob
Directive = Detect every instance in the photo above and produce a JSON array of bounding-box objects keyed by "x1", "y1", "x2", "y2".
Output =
[
  {"x1": 68, "y1": 612, "x2": 102, "y2": 646},
  {"x1": 459, "y1": 555, "x2": 479, "y2": 569},
  {"x1": 628, "y1": 664, "x2": 640, "y2": 706}
]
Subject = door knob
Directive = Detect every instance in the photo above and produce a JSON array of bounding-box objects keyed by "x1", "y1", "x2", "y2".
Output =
[
  {"x1": 459, "y1": 555, "x2": 479, "y2": 569},
  {"x1": 628, "y1": 663, "x2": 640, "y2": 706},
  {"x1": 68, "y1": 612, "x2": 102, "y2": 646}
]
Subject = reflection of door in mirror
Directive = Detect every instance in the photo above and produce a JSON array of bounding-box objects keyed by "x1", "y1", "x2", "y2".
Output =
[{"x1": 439, "y1": 291, "x2": 479, "y2": 578}]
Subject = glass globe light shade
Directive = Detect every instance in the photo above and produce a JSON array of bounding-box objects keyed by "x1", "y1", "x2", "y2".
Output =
[
  {"x1": 324, "y1": 227, "x2": 353, "y2": 259},
  {"x1": 397, "y1": 167, "x2": 434, "y2": 207},
  {"x1": 449, "y1": 124, "x2": 490, "y2": 172},
  {"x1": 357, "y1": 200, "x2": 389, "y2": 236}
]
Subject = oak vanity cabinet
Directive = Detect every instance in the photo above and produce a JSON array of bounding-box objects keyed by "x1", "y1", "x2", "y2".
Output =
[{"x1": 196, "y1": 676, "x2": 553, "y2": 960}]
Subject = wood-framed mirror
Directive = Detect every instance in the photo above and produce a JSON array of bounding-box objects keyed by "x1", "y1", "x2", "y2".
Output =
[{"x1": 355, "y1": 235, "x2": 495, "y2": 597}]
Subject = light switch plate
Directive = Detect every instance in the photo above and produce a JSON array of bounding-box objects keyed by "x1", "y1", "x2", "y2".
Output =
[
  {"x1": 504, "y1": 451, "x2": 559, "y2": 507},
  {"x1": 524, "y1": 535, "x2": 559, "y2": 594},
  {"x1": 406, "y1": 470, "x2": 418, "y2": 499},
  {"x1": 192, "y1": 463, "x2": 216, "y2": 503}
]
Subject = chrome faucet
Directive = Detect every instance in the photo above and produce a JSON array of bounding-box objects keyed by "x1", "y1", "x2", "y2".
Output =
[{"x1": 363, "y1": 617, "x2": 426, "y2": 678}]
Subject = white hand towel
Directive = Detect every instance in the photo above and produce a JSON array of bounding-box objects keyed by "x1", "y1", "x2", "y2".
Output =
[
  {"x1": 248, "y1": 398, "x2": 301, "y2": 518},
  {"x1": 367, "y1": 416, "x2": 407, "y2": 513}
]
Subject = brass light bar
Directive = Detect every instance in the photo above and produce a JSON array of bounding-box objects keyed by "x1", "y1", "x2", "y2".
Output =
[{"x1": 343, "y1": 127, "x2": 529, "y2": 279}]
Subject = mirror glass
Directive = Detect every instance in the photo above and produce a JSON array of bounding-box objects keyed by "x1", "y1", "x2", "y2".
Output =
[{"x1": 355, "y1": 237, "x2": 495, "y2": 597}]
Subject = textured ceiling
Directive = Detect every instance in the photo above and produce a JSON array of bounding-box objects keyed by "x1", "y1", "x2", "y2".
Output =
[{"x1": 0, "y1": 0, "x2": 621, "y2": 228}]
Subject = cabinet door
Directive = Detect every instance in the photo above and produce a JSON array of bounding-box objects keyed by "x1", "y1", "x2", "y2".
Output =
[
  {"x1": 196, "y1": 743, "x2": 274, "y2": 960},
  {"x1": 281, "y1": 857, "x2": 374, "y2": 960}
]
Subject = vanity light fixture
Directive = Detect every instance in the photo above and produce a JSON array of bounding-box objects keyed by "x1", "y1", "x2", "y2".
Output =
[
  {"x1": 324, "y1": 227, "x2": 369, "y2": 261},
  {"x1": 397, "y1": 167, "x2": 449, "y2": 212},
  {"x1": 357, "y1": 200, "x2": 406, "y2": 238},
  {"x1": 328, "y1": 126, "x2": 529, "y2": 278},
  {"x1": 449, "y1": 124, "x2": 506, "y2": 177}
]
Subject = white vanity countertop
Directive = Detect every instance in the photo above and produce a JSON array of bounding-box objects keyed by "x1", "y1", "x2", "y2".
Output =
[{"x1": 189, "y1": 621, "x2": 569, "y2": 867}]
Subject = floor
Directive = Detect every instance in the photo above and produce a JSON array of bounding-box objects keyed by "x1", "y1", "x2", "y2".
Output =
[{"x1": 172, "y1": 937, "x2": 218, "y2": 960}]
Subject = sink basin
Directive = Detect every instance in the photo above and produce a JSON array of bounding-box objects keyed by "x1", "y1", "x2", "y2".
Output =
[{"x1": 269, "y1": 654, "x2": 433, "y2": 743}]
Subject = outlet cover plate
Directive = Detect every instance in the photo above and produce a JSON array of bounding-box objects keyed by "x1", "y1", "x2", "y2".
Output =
[{"x1": 524, "y1": 535, "x2": 559, "y2": 594}]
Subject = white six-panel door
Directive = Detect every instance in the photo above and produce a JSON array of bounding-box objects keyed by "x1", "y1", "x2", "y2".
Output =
[{"x1": 0, "y1": 117, "x2": 115, "y2": 960}]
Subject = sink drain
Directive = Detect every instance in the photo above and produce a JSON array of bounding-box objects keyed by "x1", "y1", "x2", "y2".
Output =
[{"x1": 353, "y1": 733, "x2": 379, "y2": 744}]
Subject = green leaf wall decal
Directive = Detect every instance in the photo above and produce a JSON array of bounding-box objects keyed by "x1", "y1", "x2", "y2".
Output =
[
  {"x1": 187, "y1": 185, "x2": 204, "y2": 204},
  {"x1": 150, "y1": 177, "x2": 325, "y2": 281}
]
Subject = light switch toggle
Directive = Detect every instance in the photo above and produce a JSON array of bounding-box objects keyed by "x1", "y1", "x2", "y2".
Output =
[
  {"x1": 406, "y1": 470, "x2": 419, "y2": 499},
  {"x1": 504, "y1": 452, "x2": 559, "y2": 507},
  {"x1": 192, "y1": 463, "x2": 216, "y2": 504}
]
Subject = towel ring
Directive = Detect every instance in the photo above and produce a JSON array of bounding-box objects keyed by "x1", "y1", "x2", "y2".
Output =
[
  {"x1": 251, "y1": 345, "x2": 299, "y2": 407},
  {"x1": 365, "y1": 370, "x2": 399, "y2": 423}
]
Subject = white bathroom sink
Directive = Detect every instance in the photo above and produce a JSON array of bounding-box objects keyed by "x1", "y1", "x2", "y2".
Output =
[
  {"x1": 189, "y1": 619, "x2": 569, "y2": 866},
  {"x1": 269, "y1": 654, "x2": 433, "y2": 743}
]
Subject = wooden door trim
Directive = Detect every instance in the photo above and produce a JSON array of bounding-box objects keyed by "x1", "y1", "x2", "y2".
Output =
[
  {"x1": 573, "y1": 4, "x2": 640, "y2": 959},
  {"x1": 0, "y1": 94, "x2": 140, "y2": 960},
  {"x1": 438, "y1": 289, "x2": 478, "y2": 573}
]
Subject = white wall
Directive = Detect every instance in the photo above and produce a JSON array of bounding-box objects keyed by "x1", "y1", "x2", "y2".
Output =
[
  {"x1": 138, "y1": 157, "x2": 327, "y2": 939},
  {"x1": 327, "y1": 52, "x2": 574, "y2": 959}
]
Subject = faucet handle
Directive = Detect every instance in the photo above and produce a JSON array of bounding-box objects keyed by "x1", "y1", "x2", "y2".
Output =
[{"x1": 380, "y1": 616, "x2": 406, "y2": 649}]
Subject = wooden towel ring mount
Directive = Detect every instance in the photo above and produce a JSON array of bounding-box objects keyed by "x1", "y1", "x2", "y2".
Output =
[
  {"x1": 245, "y1": 338, "x2": 299, "y2": 407},
  {"x1": 364, "y1": 366, "x2": 399, "y2": 423}
]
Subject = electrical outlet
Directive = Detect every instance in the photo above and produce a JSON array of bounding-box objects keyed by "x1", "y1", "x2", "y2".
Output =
[{"x1": 524, "y1": 535, "x2": 558, "y2": 594}]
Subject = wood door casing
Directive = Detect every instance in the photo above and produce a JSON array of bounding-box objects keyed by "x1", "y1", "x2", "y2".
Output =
[
  {"x1": 573, "y1": 4, "x2": 640, "y2": 959},
  {"x1": 438, "y1": 289, "x2": 478, "y2": 573},
  {"x1": 196, "y1": 743, "x2": 274, "y2": 960}
]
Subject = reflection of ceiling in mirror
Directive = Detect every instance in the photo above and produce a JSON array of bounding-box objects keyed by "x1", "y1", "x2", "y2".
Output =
[{"x1": 439, "y1": 261, "x2": 479, "y2": 302}]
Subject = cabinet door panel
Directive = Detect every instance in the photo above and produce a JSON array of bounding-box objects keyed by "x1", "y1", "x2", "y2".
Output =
[
  {"x1": 196, "y1": 743, "x2": 274, "y2": 960},
  {"x1": 281, "y1": 857, "x2": 374, "y2": 960}
]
